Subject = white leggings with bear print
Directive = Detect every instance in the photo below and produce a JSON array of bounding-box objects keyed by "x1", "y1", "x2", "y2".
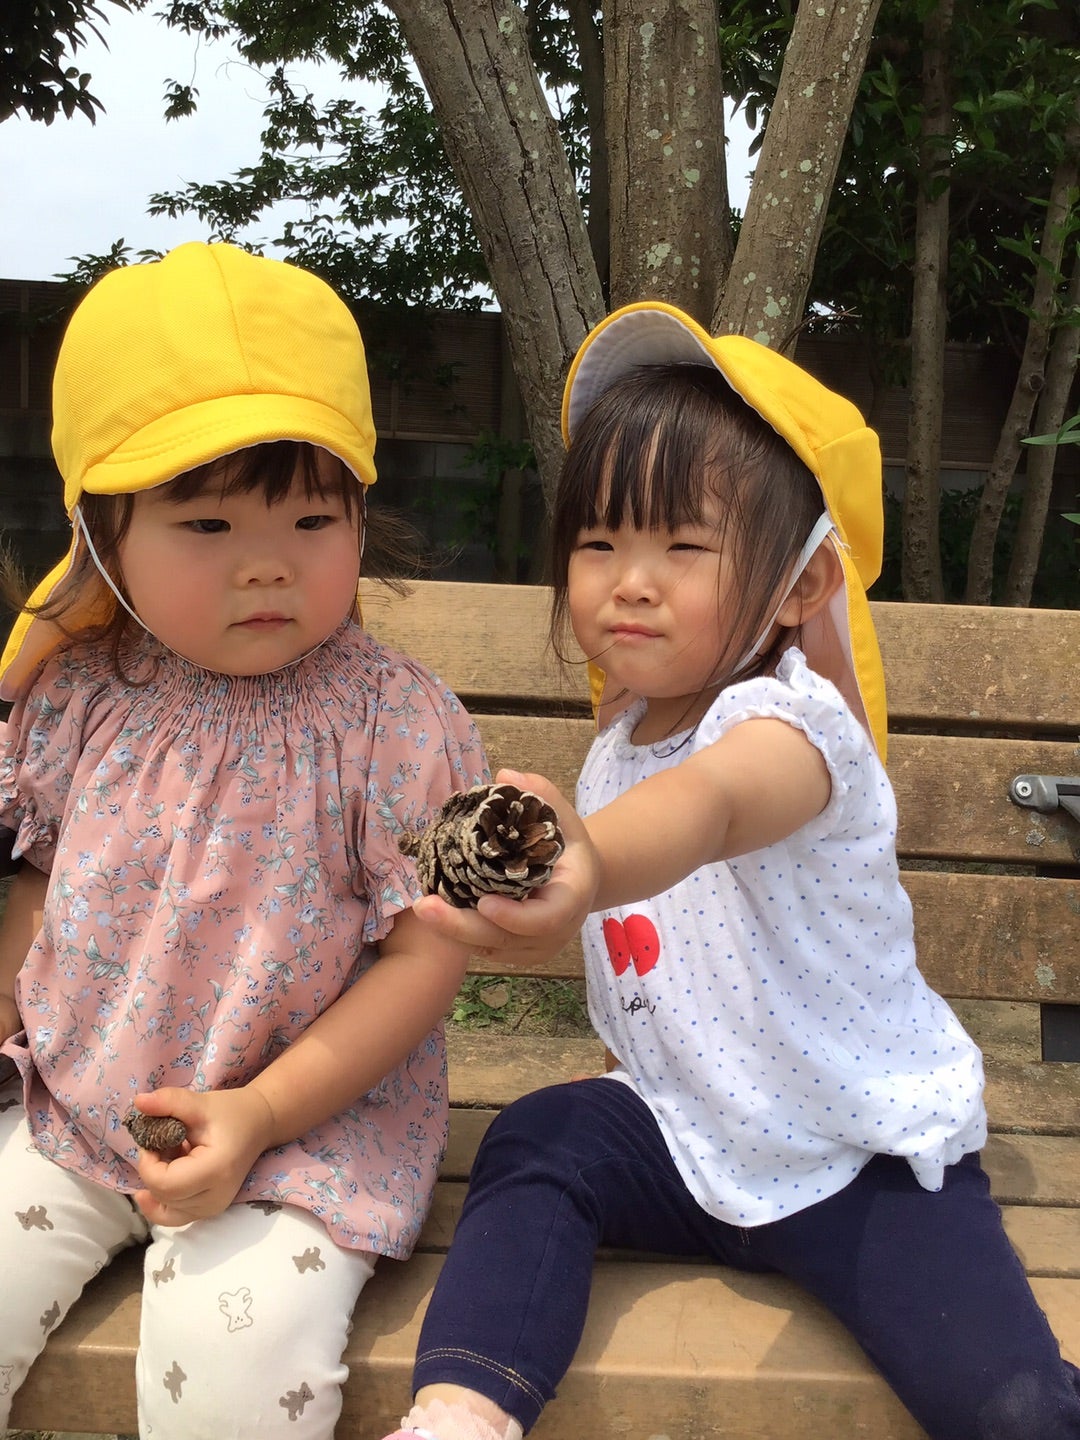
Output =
[{"x1": 0, "y1": 1079, "x2": 376, "y2": 1438}]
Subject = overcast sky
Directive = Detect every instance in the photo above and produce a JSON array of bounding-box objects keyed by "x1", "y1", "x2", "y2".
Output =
[
  {"x1": 0, "y1": 6, "x2": 756, "y2": 287},
  {"x1": 0, "y1": 7, "x2": 318, "y2": 280}
]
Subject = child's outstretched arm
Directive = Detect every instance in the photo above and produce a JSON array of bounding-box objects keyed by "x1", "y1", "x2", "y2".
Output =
[
  {"x1": 588, "y1": 716, "x2": 831, "y2": 910},
  {"x1": 0, "y1": 863, "x2": 47, "y2": 1043},
  {"x1": 413, "y1": 719, "x2": 828, "y2": 949},
  {"x1": 132, "y1": 915, "x2": 472, "y2": 1226}
]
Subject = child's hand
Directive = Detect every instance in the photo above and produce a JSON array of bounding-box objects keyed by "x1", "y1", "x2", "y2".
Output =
[
  {"x1": 129, "y1": 1085, "x2": 276, "y2": 1227},
  {"x1": 412, "y1": 769, "x2": 599, "y2": 964}
]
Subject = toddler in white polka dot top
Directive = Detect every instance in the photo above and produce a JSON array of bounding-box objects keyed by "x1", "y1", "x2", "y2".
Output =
[{"x1": 386, "y1": 304, "x2": 1080, "y2": 1440}]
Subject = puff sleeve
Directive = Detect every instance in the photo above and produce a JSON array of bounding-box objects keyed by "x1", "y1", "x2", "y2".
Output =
[
  {"x1": 0, "y1": 653, "x2": 101, "y2": 873},
  {"x1": 345, "y1": 646, "x2": 489, "y2": 944}
]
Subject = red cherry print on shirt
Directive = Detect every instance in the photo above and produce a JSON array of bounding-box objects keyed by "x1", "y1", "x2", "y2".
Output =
[
  {"x1": 602, "y1": 917, "x2": 631, "y2": 976},
  {"x1": 624, "y1": 914, "x2": 661, "y2": 976}
]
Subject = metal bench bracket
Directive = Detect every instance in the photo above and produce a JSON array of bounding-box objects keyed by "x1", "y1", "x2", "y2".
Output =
[{"x1": 1009, "y1": 775, "x2": 1080, "y2": 825}]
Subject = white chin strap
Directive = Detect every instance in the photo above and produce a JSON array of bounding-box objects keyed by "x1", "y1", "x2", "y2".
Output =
[
  {"x1": 735, "y1": 511, "x2": 835, "y2": 672},
  {"x1": 73, "y1": 505, "x2": 150, "y2": 633}
]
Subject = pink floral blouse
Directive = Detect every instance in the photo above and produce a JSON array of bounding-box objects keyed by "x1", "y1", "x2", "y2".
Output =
[{"x1": 0, "y1": 619, "x2": 487, "y2": 1258}]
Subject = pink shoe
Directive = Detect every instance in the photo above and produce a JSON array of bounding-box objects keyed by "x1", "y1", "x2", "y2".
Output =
[{"x1": 379, "y1": 1431, "x2": 439, "y2": 1440}]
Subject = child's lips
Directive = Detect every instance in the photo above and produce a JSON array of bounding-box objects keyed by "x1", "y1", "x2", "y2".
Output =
[
  {"x1": 611, "y1": 624, "x2": 661, "y2": 640},
  {"x1": 236, "y1": 613, "x2": 290, "y2": 628}
]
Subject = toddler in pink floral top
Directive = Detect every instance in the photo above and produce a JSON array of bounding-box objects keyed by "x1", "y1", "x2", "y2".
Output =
[{"x1": 0, "y1": 242, "x2": 486, "y2": 1439}]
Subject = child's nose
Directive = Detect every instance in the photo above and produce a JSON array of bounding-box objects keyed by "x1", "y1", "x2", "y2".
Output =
[
  {"x1": 613, "y1": 562, "x2": 659, "y2": 603},
  {"x1": 236, "y1": 549, "x2": 293, "y2": 585}
]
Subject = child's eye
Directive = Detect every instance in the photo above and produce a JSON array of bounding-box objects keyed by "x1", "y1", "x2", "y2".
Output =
[
  {"x1": 296, "y1": 514, "x2": 336, "y2": 531},
  {"x1": 577, "y1": 536, "x2": 614, "y2": 552},
  {"x1": 670, "y1": 541, "x2": 705, "y2": 552},
  {"x1": 184, "y1": 518, "x2": 229, "y2": 534}
]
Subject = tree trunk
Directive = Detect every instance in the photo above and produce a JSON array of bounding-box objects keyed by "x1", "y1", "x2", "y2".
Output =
[
  {"x1": 387, "y1": 0, "x2": 605, "y2": 506},
  {"x1": 567, "y1": 0, "x2": 610, "y2": 297},
  {"x1": 1004, "y1": 248, "x2": 1080, "y2": 605},
  {"x1": 394, "y1": 0, "x2": 886, "y2": 506},
  {"x1": 603, "y1": 0, "x2": 730, "y2": 326},
  {"x1": 964, "y1": 101, "x2": 1080, "y2": 603},
  {"x1": 717, "y1": 0, "x2": 882, "y2": 350},
  {"x1": 902, "y1": 0, "x2": 953, "y2": 604}
]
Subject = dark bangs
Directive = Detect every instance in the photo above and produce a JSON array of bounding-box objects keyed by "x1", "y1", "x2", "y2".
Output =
[
  {"x1": 171, "y1": 440, "x2": 361, "y2": 522},
  {"x1": 555, "y1": 366, "x2": 736, "y2": 544}
]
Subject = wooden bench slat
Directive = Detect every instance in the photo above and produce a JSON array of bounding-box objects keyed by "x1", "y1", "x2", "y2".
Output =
[
  {"x1": 1005, "y1": 1207, "x2": 1080, "y2": 1277},
  {"x1": 360, "y1": 580, "x2": 581, "y2": 711},
  {"x1": 981, "y1": 1132, "x2": 1080, "y2": 1206},
  {"x1": 333, "y1": 1255, "x2": 937, "y2": 1439},
  {"x1": 417, "y1": 1179, "x2": 1080, "y2": 1277},
  {"x1": 983, "y1": 1057, "x2": 1080, "y2": 1135},
  {"x1": 873, "y1": 602, "x2": 1080, "y2": 732},
  {"x1": 17, "y1": 1243, "x2": 1080, "y2": 1439},
  {"x1": 346, "y1": 1263, "x2": 1080, "y2": 1438},
  {"x1": 447, "y1": 1030, "x2": 605, "y2": 1107},
  {"x1": 890, "y1": 734, "x2": 1080, "y2": 861},
  {"x1": 909, "y1": 873, "x2": 1080, "y2": 1001},
  {"x1": 361, "y1": 583, "x2": 1080, "y2": 733},
  {"x1": 475, "y1": 713, "x2": 592, "y2": 794}
]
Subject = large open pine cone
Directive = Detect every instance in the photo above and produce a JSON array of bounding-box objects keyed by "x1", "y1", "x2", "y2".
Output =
[{"x1": 399, "y1": 782, "x2": 565, "y2": 908}]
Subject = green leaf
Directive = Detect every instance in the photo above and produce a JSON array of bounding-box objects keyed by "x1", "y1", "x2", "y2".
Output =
[{"x1": 1024, "y1": 414, "x2": 1080, "y2": 447}]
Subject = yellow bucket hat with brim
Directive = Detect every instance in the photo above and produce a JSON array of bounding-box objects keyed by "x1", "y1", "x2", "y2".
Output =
[
  {"x1": 1, "y1": 241, "x2": 377, "y2": 702},
  {"x1": 562, "y1": 300, "x2": 888, "y2": 760}
]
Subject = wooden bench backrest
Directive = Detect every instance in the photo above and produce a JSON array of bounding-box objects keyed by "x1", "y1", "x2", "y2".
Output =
[{"x1": 361, "y1": 581, "x2": 1080, "y2": 1008}]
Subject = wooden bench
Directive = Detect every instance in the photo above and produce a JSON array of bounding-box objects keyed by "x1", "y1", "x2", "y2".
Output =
[{"x1": 11, "y1": 579, "x2": 1080, "y2": 1440}]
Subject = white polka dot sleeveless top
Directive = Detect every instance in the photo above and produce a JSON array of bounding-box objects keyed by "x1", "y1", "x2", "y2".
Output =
[{"x1": 577, "y1": 648, "x2": 987, "y2": 1227}]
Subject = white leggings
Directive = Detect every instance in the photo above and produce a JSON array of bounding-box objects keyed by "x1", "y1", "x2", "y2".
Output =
[{"x1": 0, "y1": 1079, "x2": 376, "y2": 1439}]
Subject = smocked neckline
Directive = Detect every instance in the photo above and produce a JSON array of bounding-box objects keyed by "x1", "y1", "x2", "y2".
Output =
[{"x1": 108, "y1": 618, "x2": 363, "y2": 693}]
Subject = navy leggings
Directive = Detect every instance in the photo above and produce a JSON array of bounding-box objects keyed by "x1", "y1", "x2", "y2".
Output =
[{"x1": 414, "y1": 1078, "x2": 1080, "y2": 1438}]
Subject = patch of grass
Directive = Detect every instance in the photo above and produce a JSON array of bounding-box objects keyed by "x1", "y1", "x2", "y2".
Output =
[
  {"x1": 448, "y1": 975, "x2": 591, "y2": 1037},
  {"x1": 4, "y1": 1433, "x2": 131, "y2": 1439}
]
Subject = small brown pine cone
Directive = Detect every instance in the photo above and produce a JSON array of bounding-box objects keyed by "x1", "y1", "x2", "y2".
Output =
[
  {"x1": 399, "y1": 782, "x2": 564, "y2": 908},
  {"x1": 124, "y1": 1107, "x2": 188, "y2": 1153}
]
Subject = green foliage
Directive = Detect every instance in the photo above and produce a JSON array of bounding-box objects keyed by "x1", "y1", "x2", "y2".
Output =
[
  {"x1": 143, "y1": 50, "x2": 489, "y2": 307},
  {"x1": 135, "y1": 0, "x2": 598, "y2": 309},
  {"x1": 21, "y1": 0, "x2": 1078, "y2": 602},
  {"x1": 874, "y1": 487, "x2": 1080, "y2": 605},
  {"x1": 465, "y1": 431, "x2": 536, "y2": 483},
  {"x1": 812, "y1": 0, "x2": 1080, "y2": 349},
  {"x1": 1024, "y1": 413, "x2": 1080, "y2": 448},
  {"x1": 37, "y1": 0, "x2": 1079, "y2": 342},
  {"x1": 719, "y1": 0, "x2": 796, "y2": 144},
  {"x1": 1024, "y1": 414, "x2": 1080, "y2": 526},
  {"x1": 162, "y1": 78, "x2": 199, "y2": 120},
  {"x1": 719, "y1": 0, "x2": 1080, "y2": 350},
  {"x1": 0, "y1": 0, "x2": 130, "y2": 124},
  {"x1": 455, "y1": 431, "x2": 538, "y2": 572},
  {"x1": 405, "y1": 430, "x2": 538, "y2": 578}
]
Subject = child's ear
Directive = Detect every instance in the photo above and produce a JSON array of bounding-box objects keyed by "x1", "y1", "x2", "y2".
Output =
[{"x1": 776, "y1": 537, "x2": 844, "y2": 628}]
